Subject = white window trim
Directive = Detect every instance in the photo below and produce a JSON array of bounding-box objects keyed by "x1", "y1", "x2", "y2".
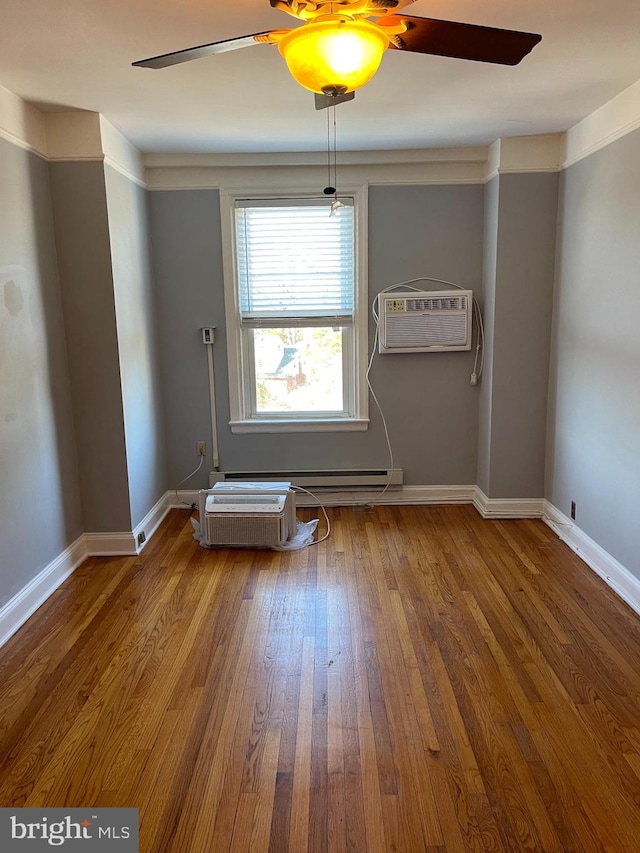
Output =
[{"x1": 220, "y1": 183, "x2": 369, "y2": 434}]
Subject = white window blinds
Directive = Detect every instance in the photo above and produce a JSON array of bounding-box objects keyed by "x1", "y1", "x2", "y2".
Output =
[{"x1": 235, "y1": 199, "x2": 355, "y2": 327}]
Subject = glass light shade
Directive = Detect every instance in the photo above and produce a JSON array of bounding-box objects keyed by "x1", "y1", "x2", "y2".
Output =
[{"x1": 278, "y1": 18, "x2": 389, "y2": 94}]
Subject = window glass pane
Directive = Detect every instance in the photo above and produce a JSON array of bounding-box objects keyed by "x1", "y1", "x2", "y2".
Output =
[{"x1": 252, "y1": 327, "x2": 344, "y2": 414}]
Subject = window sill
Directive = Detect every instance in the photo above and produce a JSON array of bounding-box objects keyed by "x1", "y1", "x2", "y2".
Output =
[{"x1": 229, "y1": 418, "x2": 370, "y2": 434}]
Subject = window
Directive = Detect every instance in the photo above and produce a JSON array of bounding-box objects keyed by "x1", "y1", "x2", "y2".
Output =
[{"x1": 221, "y1": 190, "x2": 369, "y2": 432}]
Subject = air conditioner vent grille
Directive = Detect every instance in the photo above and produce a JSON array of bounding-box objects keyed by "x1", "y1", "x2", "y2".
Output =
[
  {"x1": 205, "y1": 514, "x2": 286, "y2": 547},
  {"x1": 385, "y1": 314, "x2": 467, "y2": 346},
  {"x1": 405, "y1": 296, "x2": 467, "y2": 311}
]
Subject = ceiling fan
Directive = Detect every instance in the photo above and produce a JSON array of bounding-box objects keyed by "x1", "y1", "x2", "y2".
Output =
[{"x1": 133, "y1": 0, "x2": 542, "y2": 109}]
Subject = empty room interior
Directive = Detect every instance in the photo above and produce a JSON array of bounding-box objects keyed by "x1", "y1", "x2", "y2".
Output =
[{"x1": 1, "y1": 0, "x2": 640, "y2": 850}]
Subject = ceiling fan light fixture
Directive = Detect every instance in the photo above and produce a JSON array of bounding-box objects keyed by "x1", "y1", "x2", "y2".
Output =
[{"x1": 278, "y1": 17, "x2": 389, "y2": 94}]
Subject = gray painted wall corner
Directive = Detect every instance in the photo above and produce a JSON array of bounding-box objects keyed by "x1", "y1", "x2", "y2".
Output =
[
  {"x1": 479, "y1": 171, "x2": 559, "y2": 500},
  {"x1": 0, "y1": 138, "x2": 83, "y2": 608},
  {"x1": 49, "y1": 160, "x2": 132, "y2": 532},
  {"x1": 105, "y1": 166, "x2": 168, "y2": 528},
  {"x1": 546, "y1": 131, "x2": 640, "y2": 578}
]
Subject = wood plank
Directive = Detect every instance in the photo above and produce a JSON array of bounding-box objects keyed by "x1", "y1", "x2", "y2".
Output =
[{"x1": 288, "y1": 635, "x2": 315, "y2": 853}]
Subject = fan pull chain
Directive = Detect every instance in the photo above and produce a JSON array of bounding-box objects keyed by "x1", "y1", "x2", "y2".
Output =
[
  {"x1": 323, "y1": 105, "x2": 337, "y2": 197},
  {"x1": 332, "y1": 105, "x2": 338, "y2": 197},
  {"x1": 330, "y1": 106, "x2": 345, "y2": 214},
  {"x1": 323, "y1": 105, "x2": 344, "y2": 214},
  {"x1": 326, "y1": 106, "x2": 333, "y2": 192}
]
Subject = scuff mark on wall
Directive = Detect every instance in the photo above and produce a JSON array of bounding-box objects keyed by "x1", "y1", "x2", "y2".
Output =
[{"x1": 4, "y1": 280, "x2": 24, "y2": 317}]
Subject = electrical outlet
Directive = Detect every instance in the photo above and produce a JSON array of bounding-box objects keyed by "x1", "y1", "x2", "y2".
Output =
[
  {"x1": 196, "y1": 441, "x2": 206, "y2": 456},
  {"x1": 570, "y1": 501, "x2": 576, "y2": 520}
]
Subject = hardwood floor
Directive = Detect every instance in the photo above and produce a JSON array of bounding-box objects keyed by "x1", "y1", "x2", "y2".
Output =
[{"x1": 1, "y1": 505, "x2": 640, "y2": 851}]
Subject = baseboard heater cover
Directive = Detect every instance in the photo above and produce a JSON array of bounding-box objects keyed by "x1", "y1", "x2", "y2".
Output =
[{"x1": 209, "y1": 468, "x2": 403, "y2": 490}]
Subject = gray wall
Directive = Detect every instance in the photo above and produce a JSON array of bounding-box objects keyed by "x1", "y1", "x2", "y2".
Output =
[
  {"x1": 104, "y1": 166, "x2": 167, "y2": 528},
  {"x1": 479, "y1": 172, "x2": 559, "y2": 498},
  {"x1": 49, "y1": 162, "x2": 131, "y2": 532},
  {"x1": 547, "y1": 130, "x2": 640, "y2": 578},
  {"x1": 367, "y1": 185, "x2": 484, "y2": 484},
  {"x1": 0, "y1": 138, "x2": 82, "y2": 608},
  {"x1": 150, "y1": 184, "x2": 485, "y2": 488},
  {"x1": 149, "y1": 189, "x2": 223, "y2": 490}
]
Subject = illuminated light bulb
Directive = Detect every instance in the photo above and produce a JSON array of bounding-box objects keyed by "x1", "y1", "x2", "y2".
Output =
[{"x1": 278, "y1": 17, "x2": 389, "y2": 95}]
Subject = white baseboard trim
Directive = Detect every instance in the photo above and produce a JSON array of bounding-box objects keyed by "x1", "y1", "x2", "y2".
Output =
[
  {"x1": 543, "y1": 501, "x2": 640, "y2": 617},
  {"x1": 473, "y1": 488, "x2": 545, "y2": 519},
  {"x1": 0, "y1": 535, "x2": 88, "y2": 648},
  {"x1": 132, "y1": 492, "x2": 171, "y2": 553},
  {"x1": 168, "y1": 489, "x2": 199, "y2": 510},
  {"x1": 84, "y1": 493, "x2": 171, "y2": 557}
]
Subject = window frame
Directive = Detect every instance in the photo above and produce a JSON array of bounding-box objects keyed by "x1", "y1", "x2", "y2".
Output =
[{"x1": 220, "y1": 185, "x2": 369, "y2": 433}]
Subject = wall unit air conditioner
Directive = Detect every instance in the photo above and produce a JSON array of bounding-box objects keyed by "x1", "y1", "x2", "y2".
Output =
[
  {"x1": 378, "y1": 290, "x2": 473, "y2": 353},
  {"x1": 199, "y1": 482, "x2": 295, "y2": 547}
]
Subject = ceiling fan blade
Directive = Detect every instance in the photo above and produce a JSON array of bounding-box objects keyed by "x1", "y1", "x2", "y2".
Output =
[
  {"x1": 315, "y1": 91, "x2": 356, "y2": 110},
  {"x1": 133, "y1": 31, "x2": 276, "y2": 69},
  {"x1": 383, "y1": 15, "x2": 541, "y2": 65}
]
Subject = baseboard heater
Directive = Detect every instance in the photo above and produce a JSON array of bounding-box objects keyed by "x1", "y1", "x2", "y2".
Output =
[{"x1": 209, "y1": 468, "x2": 403, "y2": 490}]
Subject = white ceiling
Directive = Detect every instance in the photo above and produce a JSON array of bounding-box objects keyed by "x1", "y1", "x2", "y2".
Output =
[{"x1": 2, "y1": 0, "x2": 640, "y2": 154}]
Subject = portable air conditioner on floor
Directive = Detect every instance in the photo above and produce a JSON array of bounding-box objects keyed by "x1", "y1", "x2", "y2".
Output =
[
  {"x1": 199, "y1": 482, "x2": 295, "y2": 547},
  {"x1": 378, "y1": 290, "x2": 473, "y2": 353}
]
